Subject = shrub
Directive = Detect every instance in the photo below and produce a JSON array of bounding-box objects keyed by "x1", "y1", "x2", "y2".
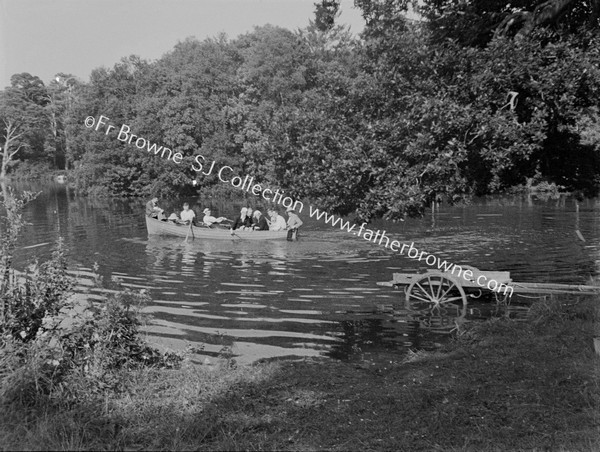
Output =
[
  {"x1": 0, "y1": 186, "x2": 181, "y2": 408},
  {"x1": 1, "y1": 240, "x2": 72, "y2": 342}
]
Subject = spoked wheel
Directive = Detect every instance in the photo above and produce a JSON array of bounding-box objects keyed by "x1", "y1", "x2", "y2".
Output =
[{"x1": 405, "y1": 272, "x2": 467, "y2": 313}]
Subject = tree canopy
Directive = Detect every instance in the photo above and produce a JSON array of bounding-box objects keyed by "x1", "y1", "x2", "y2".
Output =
[{"x1": 1, "y1": 0, "x2": 598, "y2": 218}]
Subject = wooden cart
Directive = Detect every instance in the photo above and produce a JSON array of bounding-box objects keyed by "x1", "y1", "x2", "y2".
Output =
[{"x1": 378, "y1": 267, "x2": 600, "y2": 311}]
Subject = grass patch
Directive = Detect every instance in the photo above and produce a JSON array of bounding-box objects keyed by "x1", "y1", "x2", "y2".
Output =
[{"x1": 2, "y1": 294, "x2": 598, "y2": 451}]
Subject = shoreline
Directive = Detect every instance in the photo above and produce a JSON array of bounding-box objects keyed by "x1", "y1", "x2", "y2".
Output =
[{"x1": 2, "y1": 294, "x2": 598, "y2": 451}]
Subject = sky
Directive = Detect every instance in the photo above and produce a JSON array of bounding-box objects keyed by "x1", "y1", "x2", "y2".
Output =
[{"x1": 0, "y1": 0, "x2": 366, "y2": 89}]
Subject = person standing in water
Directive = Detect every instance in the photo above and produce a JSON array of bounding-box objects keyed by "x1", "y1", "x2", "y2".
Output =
[{"x1": 285, "y1": 207, "x2": 303, "y2": 241}]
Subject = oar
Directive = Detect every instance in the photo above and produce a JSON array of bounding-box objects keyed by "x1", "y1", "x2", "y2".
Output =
[
  {"x1": 230, "y1": 229, "x2": 244, "y2": 240},
  {"x1": 184, "y1": 221, "x2": 194, "y2": 242},
  {"x1": 575, "y1": 201, "x2": 585, "y2": 242},
  {"x1": 218, "y1": 217, "x2": 233, "y2": 233}
]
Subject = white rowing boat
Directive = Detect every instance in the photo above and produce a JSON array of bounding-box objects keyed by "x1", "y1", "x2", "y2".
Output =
[{"x1": 145, "y1": 216, "x2": 288, "y2": 240}]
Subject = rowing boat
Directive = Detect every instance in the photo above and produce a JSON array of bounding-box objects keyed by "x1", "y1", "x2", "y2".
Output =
[{"x1": 145, "y1": 216, "x2": 288, "y2": 240}]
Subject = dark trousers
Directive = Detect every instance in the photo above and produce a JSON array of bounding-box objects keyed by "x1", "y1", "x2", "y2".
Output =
[{"x1": 287, "y1": 228, "x2": 299, "y2": 241}]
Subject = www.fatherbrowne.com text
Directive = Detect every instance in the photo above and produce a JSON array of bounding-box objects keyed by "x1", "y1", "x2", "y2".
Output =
[
  {"x1": 307, "y1": 206, "x2": 513, "y2": 297},
  {"x1": 85, "y1": 114, "x2": 514, "y2": 297}
]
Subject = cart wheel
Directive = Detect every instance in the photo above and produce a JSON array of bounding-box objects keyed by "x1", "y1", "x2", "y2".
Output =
[{"x1": 405, "y1": 272, "x2": 467, "y2": 311}]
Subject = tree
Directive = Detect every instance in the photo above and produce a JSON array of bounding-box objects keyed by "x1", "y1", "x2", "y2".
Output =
[
  {"x1": 0, "y1": 120, "x2": 24, "y2": 179},
  {"x1": 418, "y1": 0, "x2": 600, "y2": 47},
  {"x1": 44, "y1": 74, "x2": 81, "y2": 170},
  {"x1": 314, "y1": 0, "x2": 341, "y2": 32},
  {"x1": 10, "y1": 73, "x2": 49, "y2": 106},
  {"x1": 493, "y1": 0, "x2": 599, "y2": 39},
  {"x1": 0, "y1": 81, "x2": 48, "y2": 168},
  {"x1": 0, "y1": 72, "x2": 80, "y2": 172},
  {"x1": 31, "y1": 2, "x2": 596, "y2": 218},
  {"x1": 348, "y1": 0, "x2": 600, "y2": 219}
]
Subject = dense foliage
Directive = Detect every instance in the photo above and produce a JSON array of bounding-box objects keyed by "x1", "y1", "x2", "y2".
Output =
[
  {"x1": 0, "y1": 189, "x2": 181, "y2": 406},
  {"x1": 1, "y1": 0, "x2": 599, "y2": 219}
]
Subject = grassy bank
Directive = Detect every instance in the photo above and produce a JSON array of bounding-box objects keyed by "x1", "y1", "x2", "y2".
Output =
[{"x1": 2, "y1": 294, "x2": 598, "y2": 451}]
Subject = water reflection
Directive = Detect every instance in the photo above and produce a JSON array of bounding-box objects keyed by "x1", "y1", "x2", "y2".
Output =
[{"x1": 8, "y1": 182, "x2": 600, "y2": 364}]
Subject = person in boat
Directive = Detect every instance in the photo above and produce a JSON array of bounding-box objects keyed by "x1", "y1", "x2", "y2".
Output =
[
  {"x1": 245, "y1": 207, "x2": 254, "y2": 227},
  {"x1": 249, "y1": 209, "x2": 258, "y2": 228},
  {"x1": 146, "y1": 197, "x2": 165, "y2": 220},
  {"x1": 231, "y1": 207, "x2": 249, "y2": 231},
  {"x1": 180, "y1": 202, "x2": 196, "y2": 225},
  {"x1": 167, "y1": 213, "x2": 180, "y2": 223},
  {"x1": 202, "y1": 208, "x2": 228, "y2": 227},
  {"x1": 285, "y1": 207, "x2": 303, "y2": 241},
  {"x1": 252, "y1": 210, "x2": 269, "y2": 231},
  {"x1": 269, "y1": 209, "x2": 287, "y2": 231},
  {"x1": 266, "y1": 209, "x2": 275, "y2": 227}
]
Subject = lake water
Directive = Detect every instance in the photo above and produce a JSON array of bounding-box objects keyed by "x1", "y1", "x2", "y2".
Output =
[{"x1": 9, "y1": 182, "x2": 600, "y2": 364}]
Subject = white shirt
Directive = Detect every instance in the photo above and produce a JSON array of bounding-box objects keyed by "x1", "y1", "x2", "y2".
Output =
[
  {"x1": 270, "y1": 214, "x2": 287, "y2": 231},
  {"x1": 203, "y1": 214, "x2": 219, "y2": 226},
  {"x1": 287, "y1": 213, "x2": 303, "y2": 229},
  {"x1": 181, "y1": 209, "x2": 195, "y2": 223}
]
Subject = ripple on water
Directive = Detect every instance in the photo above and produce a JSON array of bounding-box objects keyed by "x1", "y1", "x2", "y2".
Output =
[
  {"x1": 235, "y1": 317, "x2": 335, "y2": 324},
  {"x1": 221, "y1": 282, "x2": 266, "y2": 287},
  {"x1": 148, "y1": 318, "x2": 343, "y2": 342},
  {"x1": 153, "y1": 300, "x2": 209, "y2": 306},
  {"x1": 279, "y1": 309, "x2": 323, "y2": 315},
  {"x1": 144, "y1": 306, "x2": 231, "y2": 321},
  {"x1": 14, "y1": 185, "x2": 600, "y2": 364}
]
